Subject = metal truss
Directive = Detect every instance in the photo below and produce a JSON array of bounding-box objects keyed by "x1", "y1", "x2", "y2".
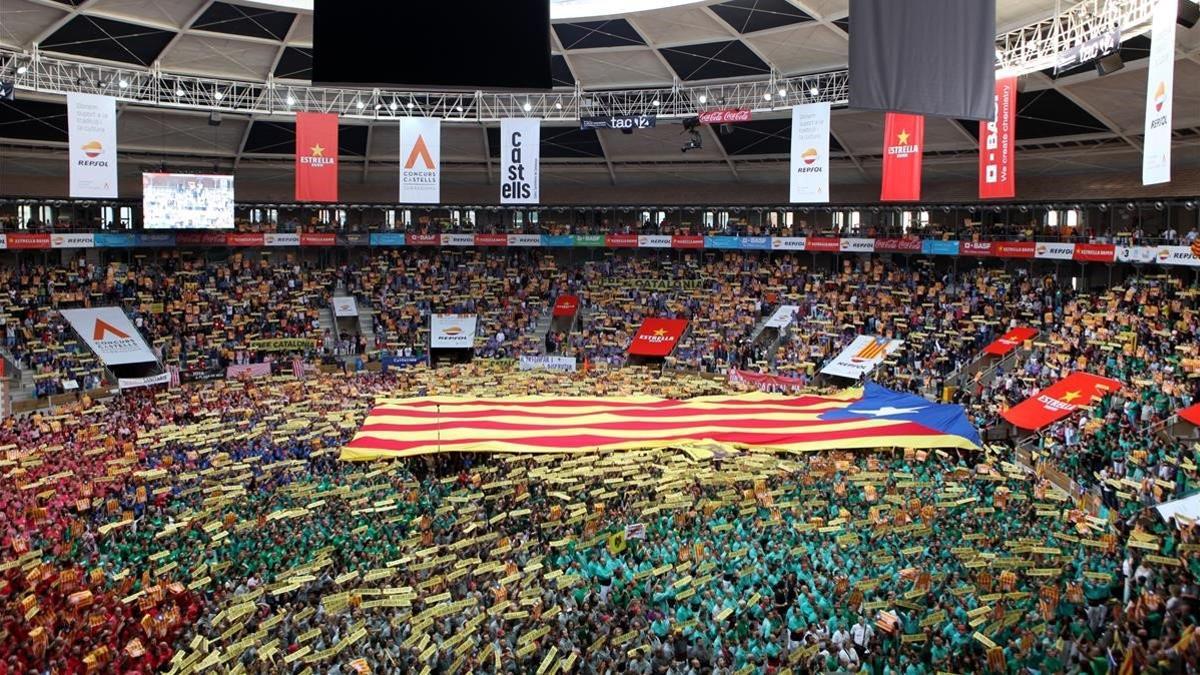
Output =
[
  {"x1": 995, "y1": 0, "x2": 1158, "y2": 74},
  {"x1": 0, "y1": 0, "x2": 1165, "y2": 122}
]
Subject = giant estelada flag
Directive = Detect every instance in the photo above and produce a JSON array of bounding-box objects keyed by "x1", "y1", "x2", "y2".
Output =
[{"x1": 341, "y1": 382, "x2": 981, "y2": 460}]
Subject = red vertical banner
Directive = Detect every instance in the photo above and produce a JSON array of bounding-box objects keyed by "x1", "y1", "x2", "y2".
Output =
[
  {"x1": 880, "y1": 112, "x2": 924, "y2": 201},
  {"x1": 295, "y1": 112, "x2": 338, "y2": 202},
  {"x1": 979, "y1": 76, "x2": 1016, "y2": 199}
]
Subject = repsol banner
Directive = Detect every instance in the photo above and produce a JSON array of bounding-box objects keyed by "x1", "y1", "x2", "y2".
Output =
[
  {"x1": 248, "y1": 338, "x2": 317, "y2": 352},
  {"x1": 67, "y1": 93, "x2": 118, "y2": 198}
]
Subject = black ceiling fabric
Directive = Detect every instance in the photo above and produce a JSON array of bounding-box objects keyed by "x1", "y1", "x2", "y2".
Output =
[
  {"x1": 338, "y1": 125, "x2": 368, "y2": 157},
  {"x1": 551, "y1": 55, "x2": 576, "y2": 87},
  {"x1": 274, "y1": 47, "x2": 313, "y2": 80},
  {"x1": 955, "y1": 88, "x2": 1112, "y2": 140},
  {"x1": 41, "y1": 15, "x2": 176, "y2": 66},
  {"x1": 540, "y1": 127, "x2": 605, "y2": 158},
  {"x1": 554, "y1": 19, "x2": 645, "y2": 49},
  {"x1": 848, "y1": 0, "x2": 996, "y2": 120},
  {"x1": 193, "y1": 1, "x2": 296, "y2": 41},
  {"x1": 833, "y1": 17, "x2": 850, "y2": 34},
  {"x1": 1012, "y1": 89, "x2": 1110, "y2": 139},
  {"x1": 244, "y1": 121, "x2": 368, "y2": 155},
  {"x1": 714, "y1": 118, "x2": 842, "y2": 156},
  {"x1": 710, "y1": 0, "x2": 813, "y2": 34},
  {"x1": 243, "y1": 120, "x2": 295, "y2": 155},
  {"x1": 0, "y1": 99, "x2": 69, "y2": 143},
  {"x1": 486, "y1": 126, "x2": 604, "y2": 159},
  {"x1": 660, "y1": 40, "x2": 770, "y2": 81},
  {"x1": 45, "y1": 0, "x2": 84, "y2": 5},
  {"x1": 1043, "y1": 34, "x2": 1152, "y2": 79}
]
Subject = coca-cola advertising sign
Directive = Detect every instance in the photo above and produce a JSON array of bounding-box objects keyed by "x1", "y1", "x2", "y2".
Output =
[{"x1": 698, "y1": 109, "x2": 752, "y2": 124}]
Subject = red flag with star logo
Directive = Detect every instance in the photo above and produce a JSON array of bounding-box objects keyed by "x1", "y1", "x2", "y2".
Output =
[
  {"x1": 880, "y1": 112, "x2": 924, "y2": 201},
  {"x1": 628, "y1": 318, "x2": 688, "y2": 357},
  {"x1": 1002, "y1": 372, "x2": 1122, "y2": 430},
  {"x1": 295, "y1": 112, "x2": 338, "y2": 202}
]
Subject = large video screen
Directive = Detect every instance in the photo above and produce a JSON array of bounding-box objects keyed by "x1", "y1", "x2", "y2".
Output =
[
  {"x1": 312, "y1": 0, "x2": 550, "y2": 89},
  {"x1": 142, "y1": 173, "x2": 235, "y2": 230}
]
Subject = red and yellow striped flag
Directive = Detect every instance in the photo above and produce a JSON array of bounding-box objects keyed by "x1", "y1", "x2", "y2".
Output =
[{"x1": 341, "y1": 385, "x2": 981, "y2": 461}]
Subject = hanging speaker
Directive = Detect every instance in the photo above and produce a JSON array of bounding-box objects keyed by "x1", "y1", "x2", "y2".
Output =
[
  {"x1": 1179, "y1": 0, "x2": 1199, "y2": 29},
  {"x1": 1094, "y1": 52, "x2": 1124, "y2": 77}
]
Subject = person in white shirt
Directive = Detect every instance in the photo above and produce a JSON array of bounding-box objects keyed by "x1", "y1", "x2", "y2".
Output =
[
  {"x1": 1161, "y1": 226, "x2": 1177, "y2": 242},
  {"x1": 831, "y1": 627, "x2": 850, "y2": 650},
  {"x1": 850, "y1": 616, "x2": 875, "y2": 654},
  {"x1": 838, "y1": 644, "x2": 860, "y2": 669}
]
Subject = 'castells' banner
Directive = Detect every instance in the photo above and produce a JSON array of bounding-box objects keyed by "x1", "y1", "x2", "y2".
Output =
[
  {"x1": 501, "y1": 118, "x2": 540, "y2": 204},
  {"x1": 67, "y1": 93, "x2": 118, "y2": 198},
  {"x1": 979, "y1": 76, "x2": 1016, "y2": 199},
  {"x1": 789, "y1": 102, "x2": 831, "y2": 203},
  {"x1": 1142, "y1": 0, "x2": 1176, "y2": 186},
  {"x1": 821, "y1": 335, "x2": 904, "y2": 379},
  {"x1": 59, "y1": 307, "x2": 156, "y2": 366},
  {"x1": 430, "y1": 314, "x2": 478, "y2": 349},
  {"x1": 295, "y1": 112, "x2": 338, "y2": 202},
  {"x1": 400, "y1": 117, "x2": 441, "y2": 204}
]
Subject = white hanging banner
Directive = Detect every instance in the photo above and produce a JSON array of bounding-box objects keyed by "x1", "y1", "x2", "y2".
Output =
[
  {"x1": 1142, "y1": 0, "x2": 1176, "y2": 185},
  {"x1": 332, "y1": 296, "x2": 359, "y2": 317},
  {"x1": 500, "y1": 118, "x2": 540, "y2": 204},
  {"x1": 789, "y1": 102, "x2": 831, "y2": 203},
  {"x1": 67, "y1": 93, "x2": 118, "y2": 198},
  {"x1": 820, "y1": 335, "x2": 904, "y2": 379},
  {"x1": 430, "y1": 314, "x2": 478, "y2": 349},
  {"x1": 59, "y1": 307, "x2": 157, "y2": 366},
  {"x1": 399, "y1": 117, "x2": 441, "y2": 203}
]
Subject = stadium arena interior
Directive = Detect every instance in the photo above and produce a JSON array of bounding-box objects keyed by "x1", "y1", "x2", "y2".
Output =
[{"x1": 2, "y1": 0, "x2": 1200, "y2": 672}]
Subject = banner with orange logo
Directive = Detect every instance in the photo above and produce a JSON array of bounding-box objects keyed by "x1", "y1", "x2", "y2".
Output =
[
  {"x1": 628, "y1": 318, "x2": 688, "y2": 357},
  {"x1": 400, "y1": 117, "x2": 440, "y2": 203},
  {"x1": 430, "y1": 314, "x2": 477, "y2": 349},
  {"x1": 821, "y1": 335, "x2": 904, "y2": 379},
  {"x1": 67, "y1": 93, "x2": 118, "y2": 198},
  {"x1": 790, "y1": 102, "x2": 830, "y2": 203},
  {"x1": 295, "y1": 112, "x2": 338, "y2": 202},
  {"x1": 880, "y1": 112, "x2": 924, "y2": 201},
  {"x1": 1002, "y1": 372, "x2": 1121, "y2": 430},
  {"x1": 1142, "y1": 0, "x2": 1176, "y2": 185},
  {"x1": 59, "y1": 307, "x2": 157, "y2": 366}
]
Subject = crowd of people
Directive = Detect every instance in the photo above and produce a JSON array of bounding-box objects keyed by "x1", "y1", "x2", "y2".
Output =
[
  {"x1": 1, "y1": 243, "x2": 1199, "y2": 673},
  {"x1": 0, "y1": 359, "x2": 1197, "y2": 674}
]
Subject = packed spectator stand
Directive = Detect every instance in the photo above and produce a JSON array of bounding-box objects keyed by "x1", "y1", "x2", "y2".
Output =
[{"x1": 0, "y1": 212, "x2": 1198, "y2": 674}]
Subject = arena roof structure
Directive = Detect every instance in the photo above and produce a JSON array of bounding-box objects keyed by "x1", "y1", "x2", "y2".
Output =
[{"x1": 0, "y1": 0, "x2": 1198, "y2": 203}]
